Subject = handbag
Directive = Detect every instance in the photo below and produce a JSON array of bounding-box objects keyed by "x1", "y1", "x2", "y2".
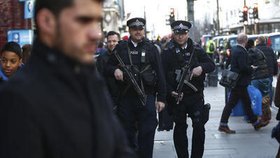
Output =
[{"x1": 219, "y1": 69, "x2": 239, "y2": 88}]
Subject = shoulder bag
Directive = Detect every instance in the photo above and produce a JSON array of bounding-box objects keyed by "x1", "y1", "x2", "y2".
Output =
[{"x1": 219, "y1": 69, "x2": 239, "y2": 88}]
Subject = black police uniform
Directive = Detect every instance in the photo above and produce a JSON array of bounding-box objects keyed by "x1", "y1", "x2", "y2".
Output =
[
  {"x1": 162, "y1": 21, "x2": 215, "y2": 158},
  {"x1": 107, "y1": 18, "x2": 166, "y2": 158}
]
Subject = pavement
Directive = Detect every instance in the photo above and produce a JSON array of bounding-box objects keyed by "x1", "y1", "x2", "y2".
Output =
[{"x1": 153, "y1": 84, "x2": 279, "y2": 158}]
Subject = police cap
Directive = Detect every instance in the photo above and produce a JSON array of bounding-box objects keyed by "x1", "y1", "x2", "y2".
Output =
[
  {"x1": 127, "y1": 17, "x2": 146, "y2": 29},
  {"x1": 171, "y1": 20, "x2": 192, "y2": 34}
]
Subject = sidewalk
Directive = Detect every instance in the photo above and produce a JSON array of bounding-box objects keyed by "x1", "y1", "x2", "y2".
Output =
[{"x1": 153, "y1": 85, "x2": 279, "y2": 158}]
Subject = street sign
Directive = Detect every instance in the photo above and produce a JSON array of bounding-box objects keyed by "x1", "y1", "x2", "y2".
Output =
[
  {"x1": 7, "y1": 29, "x2": 34, "y2": 47},
  {"x1": 24, "y1": 0, "x2": 34, "y2": 19}
]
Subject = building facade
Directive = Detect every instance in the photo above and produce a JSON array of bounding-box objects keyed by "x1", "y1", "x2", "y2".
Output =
[{"x1": 0, "y1": 0, "x2": 32, "y2": 49}]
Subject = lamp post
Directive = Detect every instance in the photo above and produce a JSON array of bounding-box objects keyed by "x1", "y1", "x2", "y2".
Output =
[
  {"x1": 216, "y1": 0, "x2": 220, "y2": 35},
  {"x1": 187, "y1": 0, "x2": 195, "y2": 39},
  {"x1": 243, "y1": 0, "x2": 247, "y2": 33}
]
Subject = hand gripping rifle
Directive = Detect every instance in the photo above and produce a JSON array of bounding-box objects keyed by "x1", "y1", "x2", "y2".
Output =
[
  {"x1": 175, "y1": 49, "x2": 198, "y2": 104},
  {"x1": 113, "y1": 51, "x2": 147, "y2": 106}
]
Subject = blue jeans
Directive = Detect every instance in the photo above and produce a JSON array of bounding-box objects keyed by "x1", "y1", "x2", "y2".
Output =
[{"x1": 251, "y1": 78, "x2": 271, "y2": 96}]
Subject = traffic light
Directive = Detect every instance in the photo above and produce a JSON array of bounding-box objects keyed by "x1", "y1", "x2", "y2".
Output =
[
  {"x1": 253, "y1": 4, "x2": 259, "y2": 19},
  {"x1": 239, "y1": 10, "x2": 244, "y2": 23},
  {"x1": 169, "y1": 8, "x2": 175, "y2": 24},
  {"x1": 243, "y1": 6, "x2": 248, "y2": 22}
]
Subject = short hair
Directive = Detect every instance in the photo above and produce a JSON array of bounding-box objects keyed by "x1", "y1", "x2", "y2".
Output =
[
  {"x1": 1, "y1": 42, "x2": 22, "y2": 58},
  {"x1": 236, "y1": 33, "x2": 248, "y2": 45},
  {"x1": 34, "y1": 0, "x2": 104, "y2": 30},
  {"x1": 246, "y1": 39, "x2": 255, "y2": 48},
  {"x1": 256, "y1": 36, "x2": 266, "y2": 45},
  {"x1": 106, "y1": 31, "x2": 120, "y2": 40}
]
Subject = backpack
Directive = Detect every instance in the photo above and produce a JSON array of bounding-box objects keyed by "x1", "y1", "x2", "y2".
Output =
[{"x1": 209, "y1": 42, "x2": 215, "y2": 51}]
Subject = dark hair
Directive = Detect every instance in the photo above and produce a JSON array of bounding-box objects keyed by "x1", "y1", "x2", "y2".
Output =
[
  {"x1": 257, "y1": 36, "x2": 266, "y2": 45},
  {"x1": 34, "y1": 0, "x2": 104, "y2": 29},
  {"x1": 106, "y1": 31, "x2": 120, "y2": 40},
  {"x1": 246, "y1": 39, "x2": 255, "y2": 49},
  {"x1": 22, "y1": 44, "x2": 32, "y2": 64},
  {"x1": 1, "y1": 42, "x2": 22, "y2": 58}
]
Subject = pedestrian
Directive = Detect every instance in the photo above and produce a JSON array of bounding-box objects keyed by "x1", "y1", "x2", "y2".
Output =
[
  {"x1": 0, "y1": 0, "x2": 134, "y2": 158},
  {"x1": 247, "y1": 39, "x2": 271, "y2": 125},
  {"x1": 162, "y1": 20, "x2": 215, "y2": 158},
  {"x1": 0, "y1": 41, "x2": 23, "y2": 82},
  {"x1": 97, "y1": 31, "x2": 120, "y2": 75},
  {"x1": 22, "y1": 44, "x2": 32, "y2": 64},
  {"x1": 96, "y1": 31, "x2": 121, "y2": 107},
  {"x1": 273, "y1": 74, "x2": 280, "y2": 158},
  {"x1": 255, "y1": 36, "x2": 278, "y2": 106},
  {"x1": 205, "y1": 36, "x2": 216, "y2": 60},
  {"x1": 107, "y1": 17, "x2": 166, "y2": 158},
  {"x1": 218, "y1": 33, "x2": 267, "y2": 134}
]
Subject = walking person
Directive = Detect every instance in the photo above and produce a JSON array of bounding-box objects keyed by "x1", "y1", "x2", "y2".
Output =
[
  {"x1": 247, "y1": 39, "x2": 271, "y2": 125},
  {"x1": 0, "y1": 0, "x2": 134, "y2": 157},
  {"x1": 218, "y1": 33, "x2": 267, "y2": 134},
  {"x1": 107, "y1": 17, "x2": 166, "y2": 158},
  {"x1": 96, "y1": 31, "x2": 121, "y2": 107},
  {"x1": 255, "y1": 36, "x2": 278, "y2": 106},
  {"x1": 205, "y1": 36, "x2": 216, "y2": 60},
  {"x1": 162, "y1": 20, "x2": 215, "y2": 158}
]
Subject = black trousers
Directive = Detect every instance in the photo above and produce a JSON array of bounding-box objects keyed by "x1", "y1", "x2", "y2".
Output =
[
  {"x1": 117, "y1": 95, "x2": 157, "y2": 158},
  {"x1": 171, "y1": 92, "x2": 205, "y2": 158},
  {"x1": 220, "y1": 86, "x2": 258, "y2": 124}
]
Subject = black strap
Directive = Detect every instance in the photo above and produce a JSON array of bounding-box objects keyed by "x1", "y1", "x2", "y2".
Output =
[{"x1": 126, "y1": 43, "x2": 146, "y2": 93}]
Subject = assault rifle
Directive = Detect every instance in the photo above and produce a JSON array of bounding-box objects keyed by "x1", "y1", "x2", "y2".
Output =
[
  {"x1": 175, "y1": 65, "x2": 198, "y2": 104},
  {"x1": 175, "y1": 48, "x2": 198, "y2": 104},
  {"x1": 113, "y1": 51, "x2": 147, "y2": 106}
]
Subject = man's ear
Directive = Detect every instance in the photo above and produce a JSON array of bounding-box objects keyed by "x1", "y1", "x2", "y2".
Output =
[{"x1": 36, "y1": 8, "x2": 56, "y2": 37}]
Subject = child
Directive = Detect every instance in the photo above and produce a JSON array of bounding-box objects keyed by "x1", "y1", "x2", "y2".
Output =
[{"x1": 0, "y1": 42, "x2": 23, "y2": 81}]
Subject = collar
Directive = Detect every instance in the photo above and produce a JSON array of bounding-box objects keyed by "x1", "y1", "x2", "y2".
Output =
[
  {"x1": 0, "y1": 68, "x2": 8, "y2": 81},
  {"x1": 31, "y1": 39, "x2": 96, "y2": 75},
  {"x1": 181, "y1": 43, "x2": 188, "y2": 49},
  {"x1": 131, "y1": 40, "x2": 138, "y2": 47},
  {"x1": 237, "y1": 44, "x2": 247, "y2": 51}
]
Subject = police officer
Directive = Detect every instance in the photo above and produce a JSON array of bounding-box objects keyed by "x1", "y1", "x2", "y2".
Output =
[
  {"x1": 107, "y1": 17, "x2": 166, "y2": 158},
  {"x1": 162, "y1": 20, "x2": 215, "y2": 158}
]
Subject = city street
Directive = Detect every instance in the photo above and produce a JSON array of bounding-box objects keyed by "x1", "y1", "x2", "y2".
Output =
[{"x1": 153, "y1": 84, "x2": 279, "y2": 158}]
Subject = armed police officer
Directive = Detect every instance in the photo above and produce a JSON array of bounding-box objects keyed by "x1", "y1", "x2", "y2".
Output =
[
  {"x1": 162, "y1": 20, "x2": 215, "y2": 158},
  {"x1": 107, "y1": 17, "x2": 166, "y2": 158}
]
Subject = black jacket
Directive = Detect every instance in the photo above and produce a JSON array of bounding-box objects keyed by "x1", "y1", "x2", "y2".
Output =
[
  {"x1": 0, "y1": 39, "x2": 134, "y2": 158},
  {"x1": 96, "y1": 50, "x2": 120, "y2": 104},
  {"x1": 107, "y1": 38, "x2": 166, "y2": 103},
  {"x1": 230, "y1": 45, "x2": 253, "y2": 87},
  {"x1": 255, "y1": 44, "x2": 278, "y2": 76},
  {"x1": 162, "y1": 39, "x2": 215, "y2": 96},
  {"x1": 248, "y1": 48, "x2": 270, "y2": 80}
]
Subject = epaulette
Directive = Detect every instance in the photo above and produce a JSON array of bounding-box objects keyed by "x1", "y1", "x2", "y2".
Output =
[{"x1": 118, "y1": 40, "x2": 128, "y2": 46}]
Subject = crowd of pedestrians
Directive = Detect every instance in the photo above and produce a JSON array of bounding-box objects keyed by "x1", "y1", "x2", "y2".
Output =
[{"x1": 0, "y1": 0, "x2": 279, "y2": 158}]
